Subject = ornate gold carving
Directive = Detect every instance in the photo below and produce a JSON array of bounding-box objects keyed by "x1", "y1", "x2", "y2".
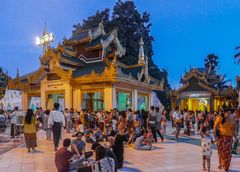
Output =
[
  {"x1": 51, "y1": 64, "x2": 72, "y2": 80},
  {"x1": 28, "y1": 67, "x2": 45, "y2": 83}
]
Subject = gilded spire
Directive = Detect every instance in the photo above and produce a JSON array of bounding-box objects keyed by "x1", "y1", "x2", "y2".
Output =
[
  {"x1": 16, "y1": 68, "x2": 19, "y2": 78},
  {"x1": 138, "y1": 37, "x2": 145, "y2": 64}
]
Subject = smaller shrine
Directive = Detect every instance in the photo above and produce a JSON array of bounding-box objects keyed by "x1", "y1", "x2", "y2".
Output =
[{"x1": 171, "y1": 67, "x2": 238, "y2": 112}]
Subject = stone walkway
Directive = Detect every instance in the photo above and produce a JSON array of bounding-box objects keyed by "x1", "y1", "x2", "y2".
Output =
[{"x1": 0, "y1": 130, "x2": 239, "y2": 172}]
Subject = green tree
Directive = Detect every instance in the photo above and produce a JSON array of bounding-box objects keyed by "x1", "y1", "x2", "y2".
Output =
[
  {"x1": 204, "y1": 54, "x2": 219, "y2": 72},
  {"x1": 234, "y1": 46, "x2": 240, "y2": 64},
  {"x1": 72, "y1": 9, "x2": 112, "y2": 35},
  {"x1": 215, "y1": 74, "x2": 230, "y2": 91},
  {"x1": 111, "y1": 1, "x2": 154, "y2": 65}
]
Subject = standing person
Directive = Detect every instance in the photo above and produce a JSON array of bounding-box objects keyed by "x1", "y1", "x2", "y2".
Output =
[
  {"x1": 9, "y1": 106, "x2": 19, "y2": 138},
  {"x1": 112, "y1": 133, "x2": 127, "y2": 169},
  {"x1": 148, "y1": 106, "x2": 157, "y2": 143},
  {"x1": 200, "y1": 126, "x2": 214, "y2": 172},
  {"x1": 172, "y1": 106, "x2": 182, "y2": 141},
  {"x1": 22, "y1": 109, "x2": 37, "y2": 152},
  {"x1": 126, "y1": 109, "x2": 133, "y2": 131},
  {"x1": 111, "y1": 116, "x2": 118, "y2": 133},
  {"x1": 48, "y1": 103, "x2": 65, "y2": 151},
  {"x1": 64, "y1": 108, "x2": 71, "y2": 133},
  {"x1": 161, "y1": 109, "x2": 168, "y2": 141},
  {"x1": 183, "y1": 109, "x2": 190, "y2": 136},
  {"x1": 44, "y1": 110, "x2": 51, "y2": 140},
  {"x1": 141, "y1": 109, "x2": 147, "y2": 130},
  {"x1": 214, "y1": 109, "x2": 238, "y2": 172},
  {"x1": 233, "y1": 109, "x2": 239, "y2": 134},
  {"x1": 155, "y1": 107, "x2": 164, "y2": 142},
  {"x1": 209, "y1": 112, "x2": 215, "y2": 130}
]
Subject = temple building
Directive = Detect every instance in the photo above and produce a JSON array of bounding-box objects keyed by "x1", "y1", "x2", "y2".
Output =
[
  {"x1": 171, "y1": 68, "x2": 237, "y2": 112},
  {"x1": 8, "y1": 23, "x2": 163, "y2": 111}
]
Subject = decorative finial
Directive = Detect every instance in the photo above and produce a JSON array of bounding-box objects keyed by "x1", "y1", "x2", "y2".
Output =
[
  {"x1": 139, "y1": 37, "x2": 144, "y2": 46},
  {"x1": 43, "y1": 21, "x2": 47, "y2": 35},
  {"x1": 16, "y1": 68, "x2": 19, "y2": 78},
  {"x1": 138, "y1": 37, "x2": 145, "y2": 64},
  {"x1": 35, "y1": 22, "x2": 54, "y2": 52}
]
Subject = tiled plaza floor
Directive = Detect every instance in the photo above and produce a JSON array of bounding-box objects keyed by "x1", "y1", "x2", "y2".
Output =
[{"x1": 0, "y1": 130, "x2": 239, "y2": 172}]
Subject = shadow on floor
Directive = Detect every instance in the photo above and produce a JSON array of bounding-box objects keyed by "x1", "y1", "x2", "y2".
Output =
[
  {"x1": 124, "y1": 161, "x2": 133, "y2": 165},
  {"x1": 119, "y1": 167, "x2": 142, "y2": 172},
  {"x1": 30, "y1": 150, "x2": 44, "y2": 154}
]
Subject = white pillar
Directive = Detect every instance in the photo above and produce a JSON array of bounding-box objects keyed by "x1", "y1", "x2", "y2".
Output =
[
  {"x1": 112, "y1": 87, "x2": 117, "y2": 109},
  {"x1": 133, "y1": 90, "x2": 138, "y2": 110}
]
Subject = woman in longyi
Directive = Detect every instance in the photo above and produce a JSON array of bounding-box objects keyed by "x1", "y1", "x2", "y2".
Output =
[{"x1": 22, "y1": 109, "x2": 38, "y2": 152}]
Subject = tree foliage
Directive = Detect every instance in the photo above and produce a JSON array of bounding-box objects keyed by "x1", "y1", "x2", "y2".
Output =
[
  {"x1": 72, "y1": 0, "x2": 171, "y2": 108},
  {"x1": 204, "y1": 54, "x2": 219, "y2": 72},
  {"x1": 234, "y1": 46, "x2": 240, "y2": 64}
]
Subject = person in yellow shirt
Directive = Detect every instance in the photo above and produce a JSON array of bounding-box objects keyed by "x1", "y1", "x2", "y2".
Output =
[
  {"x1": 22, "y1": 109, "x2": 37, "y2": 152},
  {"x1": 214, "y1": 109, "x2": 238, "y2": 172}
]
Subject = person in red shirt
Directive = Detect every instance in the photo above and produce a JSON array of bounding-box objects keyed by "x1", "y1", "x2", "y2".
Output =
[{"x1": 55, "y1": 138, "x2": 74, "y2": 172}]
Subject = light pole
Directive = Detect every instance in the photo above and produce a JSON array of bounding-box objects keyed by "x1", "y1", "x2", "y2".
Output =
[{"x1": 35, "y1": 23, "x2": 54, "y2": 51}]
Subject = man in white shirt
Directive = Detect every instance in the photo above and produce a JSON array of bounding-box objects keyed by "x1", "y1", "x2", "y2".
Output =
[
  {"x1": 48, "y1": 103, "x2": 65, "y2": 151},
  {"x1": 10, "y1": 106, "x2": 19, "y2": 138},
  {"x1": 172, "y1": 106, "x2": 182, "y2": 141}
]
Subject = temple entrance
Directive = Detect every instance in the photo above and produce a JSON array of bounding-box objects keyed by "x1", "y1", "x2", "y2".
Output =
[
  {"x1": 29, "y1": 97, "x2": 41, "y2": 110},
  {"x1": 137, "y1": 93, "x2": 149, "y2": 110},
  {"x1": 116, "y1": 89, "x2": 132, "y2": 111},
  {"x1": 47, "y1": 94, "x2": 65, "y2": 111},
  {"x1": 180, "y1": 98, "x2": 210, "y2": 112},
  {"x1": 82, "y1": 92, "x2": 104, "y2": 112}
]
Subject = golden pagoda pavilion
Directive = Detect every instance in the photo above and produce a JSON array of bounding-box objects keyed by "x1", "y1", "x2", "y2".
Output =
[
  {"x1": 171, "y1": 67, "x2": 237, "y2": 112},
  {"x1": 8, "y1": 23, "x2": 163, "y2": 111}
]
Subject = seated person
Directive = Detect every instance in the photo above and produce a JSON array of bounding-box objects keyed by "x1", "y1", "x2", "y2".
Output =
[
  {"x1": 108, "y1": 126, "x2": 116, "y2": 137},
  {"x1": 92, "y1": 142, "x2": 118, "y2": 172},
  {"x1": 71, "y1": 133, "x2": 93, "y2": 159},
  {"x1": 55, "y1": 138, "x2": 83, "y2": 172},
  {"x1": 134, "y1": 131, "x2": 152, "y2": 150},
  {"x1": 93, "y1": 127, "x2": 103, "y2": 141},
  {"x1": 127, "y1": 127, "x2": 138, "y2": 144},
  {"x1": 93, "y1": 145, "x2": 115, "y2": 172},
  {"x1": 142, "y1": 127, "x2": 153, "y2": 146},
  {"x1": 84, "y1": 127, "x2": 94, "y2": 143},
  {"x1": 75, "y1": 122, "x2": 85, "y2": 135}
]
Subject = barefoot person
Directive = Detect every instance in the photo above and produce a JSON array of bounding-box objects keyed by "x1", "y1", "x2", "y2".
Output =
[
  {"x1": 214, "y1": 109, "x2": 238, "y2": 172},
  {"x1": 22, "y1": 109, "x2": 37, "y2": 152},
  {"x1": 173, "y1": 106, "x2": 182, "y2": 141},
  {"x1": 48, "y1": 103, "x2": 65, "y2": 151}
]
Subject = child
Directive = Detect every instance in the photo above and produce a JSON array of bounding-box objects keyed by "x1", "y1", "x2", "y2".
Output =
[
  {"x1": 143, "y1": 127, "x2": 153, "y2": 146},
  {"x1": 200, "y1": 126, "x2": 214, "y2": 172},
  {"x1": 44, "y1": 110, "x2": 51, "y2": 140}
]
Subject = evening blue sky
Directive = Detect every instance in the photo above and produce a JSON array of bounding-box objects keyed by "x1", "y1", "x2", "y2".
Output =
[{"x1": 0, "y1": 0, "x2": 239, "y2": 88}]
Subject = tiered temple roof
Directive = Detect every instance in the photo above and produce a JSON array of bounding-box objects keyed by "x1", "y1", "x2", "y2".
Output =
[
  {"x1": 9, "y1": 23, "x2": 163, "y2": 91},
  {"x1": 177, "y1": 67, "x2": 237, "y2": 97}
]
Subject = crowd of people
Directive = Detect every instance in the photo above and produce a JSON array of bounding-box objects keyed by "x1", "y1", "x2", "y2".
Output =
[
  {"x1": 171, "y1": 106, "x2": 239, "y2": 172},
  {"x1": 0, "y1": 103, "x2": 239, "y2": 172}
]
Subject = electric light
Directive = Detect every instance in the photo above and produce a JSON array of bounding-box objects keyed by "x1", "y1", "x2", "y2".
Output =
[{"x1": 35, "y1": 28, "x2": 54, "y2": 51}]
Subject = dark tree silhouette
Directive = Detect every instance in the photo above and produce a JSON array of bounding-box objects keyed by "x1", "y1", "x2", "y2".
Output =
[
  {"x1": 204, "y1": 54, "x2": 219, "y2": 72},
  {"x1": 234, "y1": 46, "x2": 240, "y2": 64}
]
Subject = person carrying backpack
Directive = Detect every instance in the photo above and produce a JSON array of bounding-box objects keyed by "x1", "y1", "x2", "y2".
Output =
[{"x1": 148, "y1": 106, "x2": 157, "y2": 143}]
